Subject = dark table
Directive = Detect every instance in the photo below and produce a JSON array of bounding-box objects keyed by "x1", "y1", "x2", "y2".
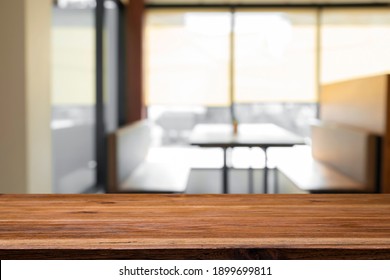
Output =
[{"x1": 190, "y1": 123, "x2": 305, "y2": 194}]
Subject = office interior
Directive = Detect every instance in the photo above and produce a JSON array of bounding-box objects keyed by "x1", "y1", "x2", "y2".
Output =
[{"x1": 1, "y1": 0, "x2": 390, "y2": 195}]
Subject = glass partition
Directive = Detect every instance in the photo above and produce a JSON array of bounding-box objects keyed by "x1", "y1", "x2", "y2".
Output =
[{"x1": 51, "y1": 3, "x2": 96, "y2": 193}]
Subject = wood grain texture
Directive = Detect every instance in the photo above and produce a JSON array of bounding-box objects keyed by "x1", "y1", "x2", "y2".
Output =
[{"x1": 0, "y1": 194, "x2": 390, "y2": 259}]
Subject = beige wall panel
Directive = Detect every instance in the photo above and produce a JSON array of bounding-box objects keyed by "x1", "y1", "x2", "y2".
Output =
[
  {"x1": 25, "y1": 0, "x2": 52, "y2": 193},
  {"x1": 321, "y1": 75, "x2": 388, "y2": 135},
  {"x1": 0, "y1": 1, "x2": 28, "y2": 193},
  {"x1": 0, "y1": 0, "x2": 52, "y2": 193}
]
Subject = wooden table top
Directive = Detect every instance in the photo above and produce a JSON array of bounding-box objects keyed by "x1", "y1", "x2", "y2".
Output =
[
  {"x1": 190, "y1": 123, "x2": 305, "y2": 147},
  {"x1": 1, "y1": 194, "x2": 390, "y2": 253}
]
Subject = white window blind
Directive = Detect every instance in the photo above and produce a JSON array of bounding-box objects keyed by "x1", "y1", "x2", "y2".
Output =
[
  {"x1": 321, "y1": 9, "x2": 390, "y2": 84},
  {"x1": 234, "y1": 10, "x2": 317, "y2": 103},
  {"x1": 145, "y1": 8, "x2": 390, "y2": 105},
  {"x1": 52, "y1": 27, "x2": 95, "y2": 105},
  {"x1": 144, "y1": 10, "x2": 231, "y2": 106}
]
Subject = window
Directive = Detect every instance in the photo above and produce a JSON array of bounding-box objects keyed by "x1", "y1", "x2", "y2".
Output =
[
  {"x1": 51, "y1": 0, "x2": 122, "y2": 193},
  {"x1": 321, "y1": 8, "x2": 390, "y2": 84},
  {"x1": 144, "y1": 7, "x2": 390, "y2": 148},
  {"x1": 144, "y1": 9, "x2": 318, "y2": 145},
  {"x1": 51, "y1": 5, "x2": 96, "y2": 193},
  {"x1": 234, "y1": 10, "x2": 317, "y2": 103},
  {"x1": 144, "y1": 10, "x2": 231, "y2": 107}
]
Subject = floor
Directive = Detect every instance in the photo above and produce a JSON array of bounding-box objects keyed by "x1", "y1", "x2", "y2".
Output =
[
  {"x1": 147, "y1": 146, "x2": 308, "y2": 194},
  {"x1": 186, "y1": 168, "x2": 270, "y2": 194},
  {"x1": 88, "y1": 146, "x2": 308, "y2": 194}
]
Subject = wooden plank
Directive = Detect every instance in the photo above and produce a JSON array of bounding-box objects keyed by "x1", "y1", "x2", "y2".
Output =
[
  {"x1": 0, "y1": 194, "x2": 390, "y2": 259},
  {"x1": 2, "y1": 248, "x2": 390, "y2": 260}
]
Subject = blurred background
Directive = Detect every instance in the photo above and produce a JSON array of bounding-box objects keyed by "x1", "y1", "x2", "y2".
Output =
[{"x1": 1, "y1": 0, "x2": 390, "y2": 194}]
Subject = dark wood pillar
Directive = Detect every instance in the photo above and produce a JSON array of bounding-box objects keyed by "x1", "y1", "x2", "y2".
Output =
[
  {"x1": 382, "y1": 75, "x2": 390, "y2": 193},
  {"x1": 126, "y1": 0, "x2": 145, "y2": 123}
]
